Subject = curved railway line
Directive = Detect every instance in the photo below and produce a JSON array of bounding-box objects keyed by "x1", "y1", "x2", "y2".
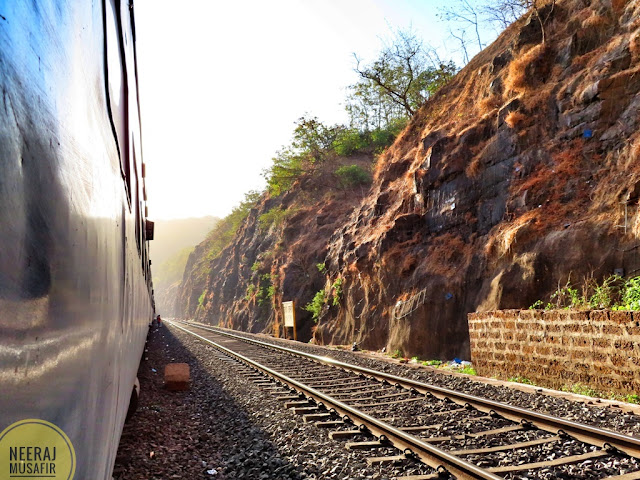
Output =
[{"x1": 169, "y1": 320, "x2": 640, "y2": 480}]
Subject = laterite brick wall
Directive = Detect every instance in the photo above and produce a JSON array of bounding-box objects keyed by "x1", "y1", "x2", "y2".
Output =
[{"x1": 468, "y1": 310, "x2": 640, "y2": 394}]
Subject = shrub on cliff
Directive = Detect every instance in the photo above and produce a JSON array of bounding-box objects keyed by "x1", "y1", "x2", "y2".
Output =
[
  {"x1": 264, "y1": 117, "x2": 401, "y2": 196},
  {"x1": 202, "y1": 190, "x2": 261, "y2": 262},
  {"x1": 264, "y1": 116, "x2": 342, "y2": 196},
  {"x1": 332, "y1": 118, "x2": 408, "y2": 157},
  {"x1": 332, "y1": 129, "x2": 368, "y2": 156},
  {"x1": 335, "y1": 165, "x2": 372, "y2": 189},
  {"x1": 258, "y1": 207, "x2": 296, "y2": 231},
  {"x1": 305, "y1": 290, "x2": 326, "y2": 322}
]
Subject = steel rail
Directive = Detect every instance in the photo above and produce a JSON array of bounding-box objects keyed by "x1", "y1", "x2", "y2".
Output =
[
  {"x1": 175, "y1": 320, "x2": 640, "y2": 458},
  {"x1": 170, "y1": 321, "x2": 502, "y2": 480}
]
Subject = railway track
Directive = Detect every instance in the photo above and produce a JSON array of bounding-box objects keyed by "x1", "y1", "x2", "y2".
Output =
[{"x1": 168, "y1": 320, "x2": 640, "y2": 480}]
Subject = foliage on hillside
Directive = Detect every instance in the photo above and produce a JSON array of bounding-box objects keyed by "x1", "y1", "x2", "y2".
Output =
[
  {"x1": 351, "y1": 29, "x2": 457, "y2": 120},
  {"x1": 154, "y1": 246, "x2": 194, "y2": 286},
  {"x1": 201, "y1": 190, "x2": 261, "y2": 265}
]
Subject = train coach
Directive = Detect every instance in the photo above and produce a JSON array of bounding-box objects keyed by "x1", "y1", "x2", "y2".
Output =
[{"x1": 0, "y1": 0, "x2": 154, "y2": 478}]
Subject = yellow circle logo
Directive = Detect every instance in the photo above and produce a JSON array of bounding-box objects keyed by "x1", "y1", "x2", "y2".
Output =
[{"x1": 0, "y1": 419, "x2": 75, "y2": 480}]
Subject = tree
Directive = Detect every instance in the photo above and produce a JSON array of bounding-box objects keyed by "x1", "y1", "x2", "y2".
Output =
[
  {"x1": 350, "y1": 29, "x2": 456, "y2": 127},
  {"x1": 439, "y1": 0, "x2": 485, "y2": 52},
  {"x1": 439, "y1": 0, "x2": 556, "y2": 62},
  {"x1": 262, "y1": 115, "x2": 343, "y2": 195},
  {"x1": 482, "y1": 0, "x2": 526, "y2": 29},
  {"x1": 290, "y1": 116, "x2": 340, "y2": 162},
  {"x1": 524, "y1": 0, "x2": 556, "y2": 44}
]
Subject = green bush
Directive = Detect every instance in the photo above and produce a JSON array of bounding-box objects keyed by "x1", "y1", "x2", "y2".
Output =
[
  {"x1": 529, "y1": 274, "x2": 640, "y2": 311},
  {"x1": 245, "y1": 284, "x2": 256, "y2": 301},
  {"x1": 626, "y1": 394, "x2": 640, "y2": 404},
  {"x1": 331, "y1": 277, "x2": 343, "y2": 306},
  {"x1": 332, "y1": 129, "x2": 368, "y2": 156},
  {"x1": 258, "y1": 207, "x2": 291, "y2": 231},
  {"x1": 421, "y1": 359, "x2": 443, "y2": 366},
  {"x1": 304, "y1": 290, "x2": 326, "y2": 322},
  {"x1": 370, "y1": 128, "x2": 395, "y2": 150},
  {"x1": 264, "y1": 116, "x2": 342, "y2": 196},
  {"x1": 621, "y1": 276, "x2": 640, "y2": 310},
  {"x1": 198, "y1": 290, "x2": 206, "y2": 307},
  {"x1": 264, "y1": 148, "x2": 305, "y2": 196},
  {"x1": 257, "y1": 273, "x2": 277, "y2": 307},
  {"x1": 588, "y1": 275, "x2": 622, "y2": 309},
  {"x1": 335, "y1": 165, "x2": 372, "y2": 189}
]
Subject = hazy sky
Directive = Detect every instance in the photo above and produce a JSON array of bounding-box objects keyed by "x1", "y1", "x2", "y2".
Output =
[{"x1": 135, "y1": 0, "x2": 497, "y2": 220}]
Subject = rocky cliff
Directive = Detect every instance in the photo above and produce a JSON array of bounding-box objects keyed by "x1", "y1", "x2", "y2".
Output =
[
  {"x1": 177, "y1": 0, "x2": 640, "y2": 359},
  {"x1": 176, "y1": 155, "x2": 374, "y2": 342}
]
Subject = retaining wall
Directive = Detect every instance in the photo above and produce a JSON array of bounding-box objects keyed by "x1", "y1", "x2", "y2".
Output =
[{"x1": 468, "y1": 309, "x2": 640, "y2": 394}]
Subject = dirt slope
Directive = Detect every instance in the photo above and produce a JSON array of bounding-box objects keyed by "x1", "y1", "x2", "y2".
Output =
[{"x1": 178, "y1": 0, "x2": 640, "y2": 359}]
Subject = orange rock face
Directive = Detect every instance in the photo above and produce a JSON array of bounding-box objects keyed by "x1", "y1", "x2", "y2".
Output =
[{"x1": 177, "y1": 0, "x2": 640, "y2": 360}]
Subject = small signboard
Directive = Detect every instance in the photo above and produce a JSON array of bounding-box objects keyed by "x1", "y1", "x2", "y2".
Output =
[
  {"x1": 283, "y1": 301, "x2": 295, "y2": 327},
  {"x1": 283, "y1": 301, "x2": 297, "y2": 340}
]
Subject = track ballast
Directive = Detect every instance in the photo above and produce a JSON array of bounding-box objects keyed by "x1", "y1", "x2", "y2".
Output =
[{"x1": 169, "y1": 320, "x2": 640, "y2": 480}]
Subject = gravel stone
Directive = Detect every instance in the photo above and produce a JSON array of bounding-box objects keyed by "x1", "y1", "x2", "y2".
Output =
[
  {"x1": 216, "y1": 325, "x2": 640, "y2": 438},
  {"x1": 114, "y1": 323, "x2": 640, "y2": 479},
  {"x1": 114, "y1": 326, "x2": 434, "y2": 479}
]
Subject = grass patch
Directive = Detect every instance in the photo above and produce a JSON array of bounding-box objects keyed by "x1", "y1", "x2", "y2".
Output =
[
  {"x1": 625, "y1": 394, "x2": 640, "y2": 404},
  {"x1": 508, "y1": 376, "x2": 537, "y2": 386},
  {"x1": 459, "y1": 366, "x2": 477, "y2": 376},
  {"x1": 390, "y1": 349, "x2": 403, "y2": 359},
  {"x1": 561, "y1": 382, "x2": 602, "y2": 398},
  {"x1": 530, "y1": 274, "x2": 640, "y2": 310},
  {"x1": 421, "y1": 359, "x2": 443, "y2": 367}
]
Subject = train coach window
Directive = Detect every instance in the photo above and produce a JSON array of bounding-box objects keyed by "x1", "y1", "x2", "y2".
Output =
[{"x1": 105, "y1": 0, "x2": 131, "y2": 201}]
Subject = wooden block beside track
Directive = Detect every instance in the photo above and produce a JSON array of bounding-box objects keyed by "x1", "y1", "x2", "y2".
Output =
[{"x1": 164, "y1": 363, "x2": 190, "y2": 391}]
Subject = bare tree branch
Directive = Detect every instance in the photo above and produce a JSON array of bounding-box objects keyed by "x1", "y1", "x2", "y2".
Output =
[
  {"x1": 448, "y1": 28, "x2": 470, "y2": 65},
  {"x1": 439, "y1": 0, "x2": 484, "y2": 51}
]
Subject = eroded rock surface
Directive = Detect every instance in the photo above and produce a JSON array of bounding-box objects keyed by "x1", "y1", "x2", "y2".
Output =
[{"x1": 177, "y1": 0, "x2": 640, "y2": 359}]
